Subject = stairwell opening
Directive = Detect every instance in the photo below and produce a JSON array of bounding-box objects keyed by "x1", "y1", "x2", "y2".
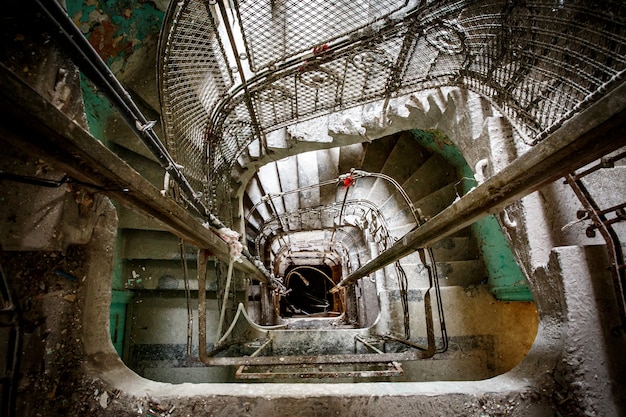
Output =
[
  {"x1": 2, "y1": 0, "x2": 620, "y2": 408},
  {"x1": 280, "y1": 264, "x2": 342, "y2": 318},
  {"x1": 105, "y1": 128, "x2": 541, "y2": 383}
]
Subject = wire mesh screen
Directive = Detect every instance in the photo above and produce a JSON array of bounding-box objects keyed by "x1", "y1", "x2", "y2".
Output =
[
  {"x1": 160, "y1": 0, "x2": 626, "y2": 212},
  {"x1": 159, "y1": 0, "x2": 233, "y2": 194},
  {"x1": 451, "y1": 1, "x2": 626, "y2": 141},
  {"x1": 234, "y1": 0, "x2": 409, "y2": 72}
]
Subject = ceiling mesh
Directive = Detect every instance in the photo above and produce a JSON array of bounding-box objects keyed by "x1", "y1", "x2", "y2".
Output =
[{"x1": 159, "y1": 0, "x2": 626, "y2": 211}]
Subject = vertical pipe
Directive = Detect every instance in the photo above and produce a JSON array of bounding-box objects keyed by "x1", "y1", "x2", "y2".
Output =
[
  {"x1": 197, "y1": 249, "x2": 209, "y2": 362},
  {"x1": 216, "y1": 258, "x2": 235, "y2": 342}
]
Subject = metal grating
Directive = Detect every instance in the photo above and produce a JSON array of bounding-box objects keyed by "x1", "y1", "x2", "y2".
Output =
[
  {"x1": 159, "y1": 0, "x2": 626, "y2": 212},
  {"x1": 235, "y1": 0, "x2": 409, "y2": 72},
  {"x1": 159, "y1": 0, "x2": 234, "y2": 194}
]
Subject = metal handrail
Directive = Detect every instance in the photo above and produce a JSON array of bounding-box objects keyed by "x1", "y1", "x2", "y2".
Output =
[
  {"x1": 334, "y1": 79, "x2": 626, "y2": 289},
  {"x1": 33, "y1": 0, "x2": 271, "y2": 281}
]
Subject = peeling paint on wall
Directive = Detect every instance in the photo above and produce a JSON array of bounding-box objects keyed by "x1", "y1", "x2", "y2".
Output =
[
  {"x1": 64, "y1": 0, "x2": 163, "y2": 142},
  {"x1": 67, "y1": 0, "x2": 163, "y2": 73}
]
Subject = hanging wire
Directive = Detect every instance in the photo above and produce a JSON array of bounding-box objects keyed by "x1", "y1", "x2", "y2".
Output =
[
  {"x1": 394, "y1": 260, "x2": 411, "y2": 339},
  {"x1": 178, "y1": 239, "x2": 193, "y2": 357}
]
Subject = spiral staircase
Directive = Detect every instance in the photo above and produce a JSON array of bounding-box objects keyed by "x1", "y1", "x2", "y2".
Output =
[
  {"x1": 114, "y1": 86, "x2": 540, "y2": 382},
  {"x1": 1, "y1": 0, "x2": 625, "y2": 415}
]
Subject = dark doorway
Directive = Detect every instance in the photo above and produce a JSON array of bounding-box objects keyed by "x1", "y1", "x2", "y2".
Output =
[{"x1": 280, "y1": 265, "x2": 339, "y2": 317}]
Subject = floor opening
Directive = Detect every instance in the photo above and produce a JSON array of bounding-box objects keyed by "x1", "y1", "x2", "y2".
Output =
[{"x1": 280, "y1": 264, "x2": 341, "y2": 318}]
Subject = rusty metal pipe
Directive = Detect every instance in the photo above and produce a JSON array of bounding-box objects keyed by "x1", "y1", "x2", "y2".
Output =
[{"x1": 0, "y1": 62, "x2": 267, "y2": 282}]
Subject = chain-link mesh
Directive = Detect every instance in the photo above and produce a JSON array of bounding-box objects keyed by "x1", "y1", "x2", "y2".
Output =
[{"x1": 160, "y1": 0, "x2": 626, "y2": 210}]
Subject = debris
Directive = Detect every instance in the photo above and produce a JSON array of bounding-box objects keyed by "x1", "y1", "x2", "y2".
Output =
[
  {"x1": 54, "y1": 269, "x2": 77, "y2": 282},
  {"x1": 64, "y1": 294, "x2": 77, "y2": 302},
  {"x1": 46, "y1": 383, "x2": 58, "y2": 399},
  {"x1": 99, "y1": 391, "x2": 109, "y2": 409}
]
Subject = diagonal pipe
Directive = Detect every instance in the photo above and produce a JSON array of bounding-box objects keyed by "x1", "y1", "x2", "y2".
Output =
[{"x1": 0, "y1": 62, "x2": 266, "y2": 282}]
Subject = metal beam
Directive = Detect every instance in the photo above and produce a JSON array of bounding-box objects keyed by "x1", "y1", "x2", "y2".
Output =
[
  {"x1": 336, "y1": 79, "x2": 626, "y2": 289},
  {"x1": 0, "y1": 63, "x2": 266, "y2": 282}
]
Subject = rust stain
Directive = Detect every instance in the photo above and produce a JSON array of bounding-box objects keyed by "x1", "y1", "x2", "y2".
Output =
[{"x1": 87, "y1": 20, "x2": 132, "y2": 62}]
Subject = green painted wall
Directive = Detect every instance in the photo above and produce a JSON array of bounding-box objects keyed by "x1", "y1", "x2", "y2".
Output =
[
  {"x1": 65, "y1": 0, "x2": 164, "y2": 144},
  {"x1": 410, "y1": 129, "x2": 532, "y2": 301},
  {"x1": 66, "y1": 0, "x2": 163, "y2": 70},
  {"x1": 65, "y1": 0, "x2": 163, "y2": 355}
]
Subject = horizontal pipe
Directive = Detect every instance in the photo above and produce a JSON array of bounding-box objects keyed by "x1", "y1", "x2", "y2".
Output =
[
  {"x1": 202, "y1": 351, "x2": 419, "y2": 367},
  {"x1": 336, "y1": 78, "x2": 626, "y2": 289},
  {"x1": 32, "y1": 0, "x2": 272, "y2": 281}
]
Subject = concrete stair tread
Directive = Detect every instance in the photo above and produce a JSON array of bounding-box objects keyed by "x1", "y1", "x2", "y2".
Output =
[
  {"x1": 121, "y1": 229, "x2": 197, "y2": 260},
  {"x1": 118, "y1": 206, "x2": 168, "y2": 231},
  {"x1": 400, "y1": 154, "x2": 456, "y2": 204},
  {"x1": 317, "y1": 148, "x2": 340, "y2": 206},
  {"x1": 379, "y1": 132, "x2": 429, "y2": 180},
  {"x1": 297, "y1": 152, "x2": 321, "y2": 210},
  {"x1": 393, "y1": 259, "x2": 485, "y2": 288},
  {"x1": 376, "y1": 154, "x2": 455, "y2": 227},
  {"x1": 384, "y1": 182, "x2": 457, "y2": 229},
  {"x1": 337, "y1": 143, "x2": 365, "y2": 174},
  {"x1": 360, "y1": 135, "x2": 398, "y2": 172}
]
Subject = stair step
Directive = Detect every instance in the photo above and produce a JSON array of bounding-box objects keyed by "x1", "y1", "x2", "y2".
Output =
[
  {"x1": 343, "y1": 174, "x2": 376, "y2": 205},
  {"x1": 258, "y1": 162, "x2": 286, "y2": 215},
  {"x1": 266, "y1": 127, "x2": 289, "y2": 149},
  {"x1": 318, "y1": 148, "x2": 340, "y2": 206},
  {"x1": 361, "y1": 134, "x2": 398, "y2": 172},
  {"x1": 118, "y1": 206, "x2": 167, "y2": 231},
  {"x1": 247, "y1": 208, "x2": 270, "y2": 235},
  {"x1": 386, "y1": 222, "x2": 417, "y2": 239},
  {"x1": 387, "y1": 182, "x2": 457, "y2": 229},
  {"x1": 122, "y1": 258, "x2": 215, "y2": 291},
  {"x1": 401, "y1": 154, "x2": 456, "y2": 204},
  {"x1": 276, "y1": 156, "x2": 300, "y2": 213},
  {"x1": 337, "y1": 143, "x2": 365, "y2": 174},
  {"x1": 246, "y1": 176, "x2": 272, "y2": 220},
  {"x1": 375, "y1": 132, "x2": 429, "y2": 185},
  {"x1": 297, "y1": 151, "x2": 320, "y2": 209},
  {"x1": 248, "y1": 138, "x2": 262, "y2": 159},
  {"x1": 376, "y1": 153, "x2": 455, "y2": 223},
  {"x1": 121, "y1": 229, "x2": 196, "y2": 260},
  {"x1": 414, "y1": 181, "x2": 458, "y2": 216}
]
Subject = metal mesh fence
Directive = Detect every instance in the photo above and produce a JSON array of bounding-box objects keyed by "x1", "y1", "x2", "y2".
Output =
[
  {"x1": 235, "y1": 0, "x2": 409, "y2": 72},
  {"x1": 159, "y1": 0, "x2": 233, "y2": 195},
  {"x1": 160, "y1": 0, "x2": 626, "y2": 212}
]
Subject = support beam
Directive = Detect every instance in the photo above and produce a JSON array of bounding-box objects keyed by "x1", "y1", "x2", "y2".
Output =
[
  {"x1": 336, "y1": 79, "x2": 626, "y2": 289},
  {"x1": 0, "y1": 63, "x2": 266, "y2": 282}
]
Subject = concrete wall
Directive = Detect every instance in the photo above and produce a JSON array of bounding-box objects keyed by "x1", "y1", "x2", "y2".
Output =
[{"x1": 77, "y1": 197, "x2": 624, "y2": 416}]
